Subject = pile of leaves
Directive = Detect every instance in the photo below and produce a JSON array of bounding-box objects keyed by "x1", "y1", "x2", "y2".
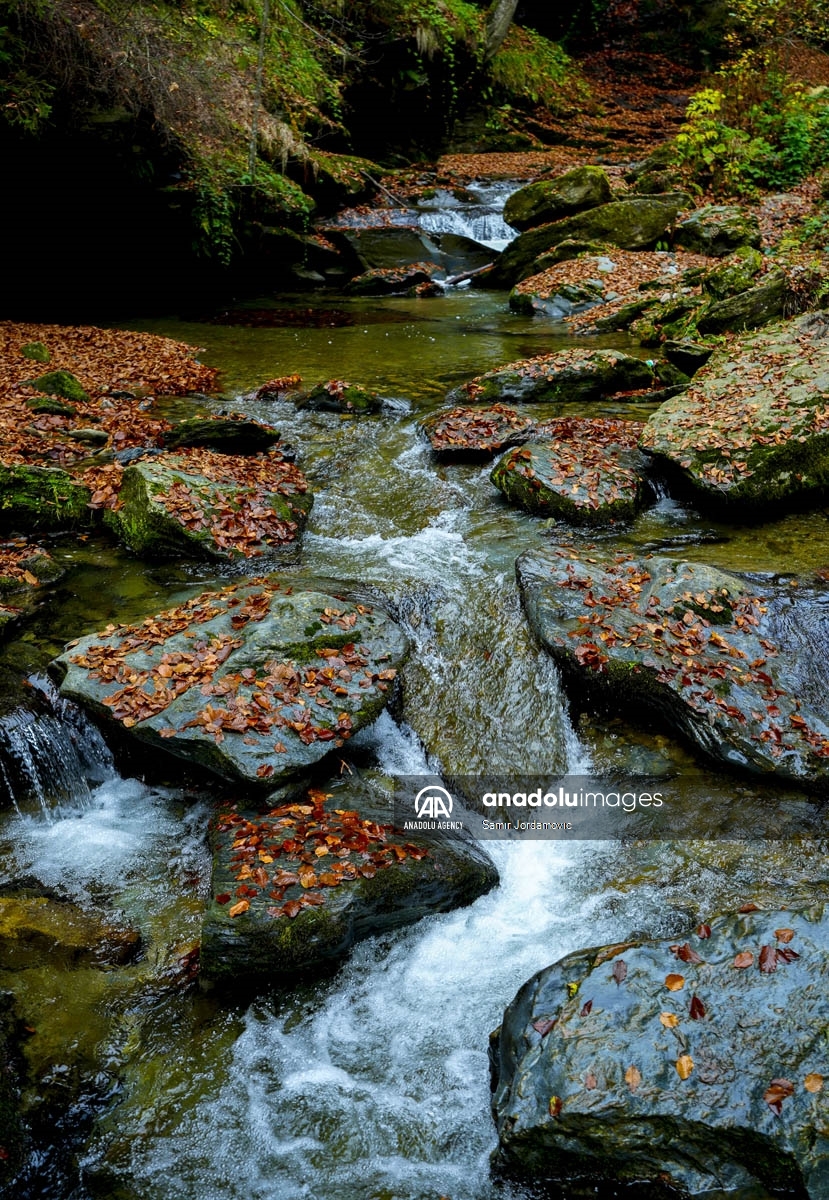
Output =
[
  {"x1": 0, "y1": 539, "x2": 51, "y2": 588},
  {"x1": 494, "y1": 418, "x2": 645, "y2": 516},
  {"x1": 544, "y1": 548, "x2": 829, "y2": 761},
  {"x1": 68, "y1": 582, "x2": 397, "y2": 752},
  {"x1": 423, "y1": 404, "x2": 534, "y2": 457},
  {"x1": 436, "y1": 150, "x2": 586, "y2": 183},
  {"x1": 213, "y1": 790, "x2": 428, "y2": 921},
  {"x1": 515, "y1": 250, "x2": 709, "y2": 308}
]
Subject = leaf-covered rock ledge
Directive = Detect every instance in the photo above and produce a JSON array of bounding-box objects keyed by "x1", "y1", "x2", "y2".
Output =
[
  {"x1": 491, "y1": 907, "x2": 829, "y2": 1197},
  {"x1": 517, "y1": 546, "x2": 829, "y2": 785},
  {"x1": 51, "y1": 581, "x2": 409, "y2": 789}
]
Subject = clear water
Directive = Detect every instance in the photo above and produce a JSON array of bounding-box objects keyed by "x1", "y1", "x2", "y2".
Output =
[{"x1": 2, "y1": 264, "x2": 829, "y2": 1200}]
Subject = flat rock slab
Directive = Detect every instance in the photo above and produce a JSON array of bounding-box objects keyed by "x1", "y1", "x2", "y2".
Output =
[
  {"x1": 449, "y1": 349, "x2": 656, "y2": 406},
  {"x1": 345, "y1": 262, "x2": 442, "y2": 296},
  {"x1": 422, "y1": 404, "x2": 535, "y2": 459},
  {"x1": 491, "y1": 418, "x2": 648, "y2": 524},
  {"x1": 640, "y1": 313, "x2": 829, "y2": 515},
  {"x1": 201, "y1": 784, "x2": 498, "y2": 984},
  {"x1": 104, "y1": 446, "x2": 313, "y2": 560},
  {"x1": 491, "y1": 907, "x2": 829, "y2": 1197},
  {"x1": 517, "y1": 546, "x2": 829, "y2": 784},
  {"x1": 52, "y1": 582, "x2": 409, "y2": 789}
]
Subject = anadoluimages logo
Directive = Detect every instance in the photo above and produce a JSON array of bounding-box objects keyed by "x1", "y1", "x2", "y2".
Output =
[{"x1": 413, "y1": 785, "x2": 454, "y2": 820}]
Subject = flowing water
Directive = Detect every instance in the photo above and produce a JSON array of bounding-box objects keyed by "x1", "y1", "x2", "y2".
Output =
[{"x1": 3, "y1": 203, "x2": 829, "y2": 1199}]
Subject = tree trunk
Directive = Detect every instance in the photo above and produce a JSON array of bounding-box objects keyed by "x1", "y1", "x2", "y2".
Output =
[{"x1": 484, "y1": 0, "x2": 519, "y2": 61}]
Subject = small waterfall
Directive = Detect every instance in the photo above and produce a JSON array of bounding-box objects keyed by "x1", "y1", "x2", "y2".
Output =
[
  {"x1": 417, "y1": 182, "x2": 518, "y2": 251},
  {"x1": 0, "y1": 677, "x2": 114, "y2": 817}
]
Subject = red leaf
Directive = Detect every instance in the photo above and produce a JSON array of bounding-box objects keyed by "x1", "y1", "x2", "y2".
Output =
[
  {"x1": 759, "y1": 944, "x2": 777, "y2": 973},
  {"x1": 689, "y1": 994, "x2": 706, "y2": 1020},
  {"x1": 532, "y1": 1017, "x2": 557, "y2": 1037}
]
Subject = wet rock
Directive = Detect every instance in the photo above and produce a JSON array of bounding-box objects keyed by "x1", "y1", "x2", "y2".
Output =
[
  {"x1": 488, "y1": 194, "x2": 693, "y2": 288},
  {"x1": 662, "y1": 339, "x2": 714, "y2": 376},
  {"x1": 696, "y1": 270, "x2": 788, "y2": 335},
  {"x1": 103, "y1": 448, "x2": 312, "y2": 560},
  {"x1": 0, "y1": 896, "x2": 140, "y2": 970},
  {"x1": 0, "y1": 463, "x2": 91, "y2": 532},
  {"x1": 673, "y1": 203, "x2": 761, "y2": 257},
  {"x1": 52, "y1": 581, "x2": 409, "y2": 789},
  {"x1": 344, "y1": 263, "x2": 441, "y2": 297},
  {"x1": 295, "y1": 380, "x2": 381, "y2": 414},
  {"x1": 24, "y1": 396, "x2": 76, "y2": 417},
  {"x1": 491, "y1": 906, "x2": 829, "y2": 1197},
  {"x1": 517, "y1": 545, "x2": 829, "y2": 784},
  {"x1": 503, "y1": 166, "x2": 613, "y2": 232},
  {"x1": 28, "y1": 369, "x2": 89, "y2": 404},
  {"x1": 449, "y1": 349, "x2": 656, "y2": 406},
  {"x1": 422, "y1": 404, "x2": 534, "y2": 460},
  {"x1": 641, "y1": 312, "x2": 829, "y2": 514},
  {"x1": 433, "y1": 232, "x2": 493, "y2": 274},
  {"x1": 0, "y1": 993, "x2": 24, "y2": 1190},
  {"x1": 67, "y1": 427, "x2": 108, "y2": 447},
  {"x1": 200, "y1": 780, "x2": 498, "y2": 985},
  {"x1": 701, "y1": 246, "x2": 764, "y2": 300},
  {"x1": 164, "y1": 416, "x2": 281, "y2": 454},
  {"x1": 326, "y1": 226, "x2": 443, "y2": 273},
  {"x1": 491, "y1": 419, "x2": 649, "y2": 525}
]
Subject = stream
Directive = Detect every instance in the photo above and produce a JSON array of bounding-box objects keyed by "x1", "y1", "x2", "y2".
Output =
[{"x1": 2, "y1": 190, "x2": 829, "y2": 1200}]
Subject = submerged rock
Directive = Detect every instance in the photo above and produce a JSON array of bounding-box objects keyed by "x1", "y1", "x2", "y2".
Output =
[
  {"x1": 450, "y1": 349, "x2": 656, "y2": 406},
  {"x1": 51, "y1": 581, "x2": 409, "y2": 789},
  {"x1": 488, "y1": 194, "x2": 692, "y2": 287},
  {"x1": 491, "y1": 418, "x2": 648, "y2": 525},
  {"x1": 640, "y1": 313, "x2": 829, "y2": 514},
  {"x1": 164, "y1": 415, "x2": 281, "y2": 454},
  {"x1": 104, "y1": 446, "x2": 312, "y2": 560},
  {"x1": 491, "y1": 906, "x2": 829, "y2": 1197},
  {"x1": 0, "y1": 896, "x2": 140, "y2": 970},
  {"x1": 503, "y1": 166, "x2": 613, "y2": 232},
  {"x1": 517, "y1": 546, "x2": 829, "y2": 784},
  {"x1": 200, "y1": 781, "x2": 498, "y2": 985},
  {"x1": 673, "y1": 203, "x2": 761, "y2": 257},
  {"x1": 422, "y1": 404, "x2": 534, "y2": 459},
  {"x1": 345, "y1": 262, "x2": 441, "y2": 296},
  {"x1": 295, "y1": 380, "x2": 381, "y2": 414}
]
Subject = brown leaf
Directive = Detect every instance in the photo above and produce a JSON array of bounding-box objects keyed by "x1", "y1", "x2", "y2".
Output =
[
  {"x1": 579, "y1": 999, "x2": 593, "y2": 1017},
  {"x1": 659, "y1": 1012, "x2": 680, "y2": 1028},
  {"x1": 676, "y1": 1055, "x2": 694, "y2": 1081},
  {"x1": 733, "y1": 951, "x2": 754, "y2": 969},
  {"x1": 625, "y1": 1065, "x2": 641, "y2": 1093},
  {"x1": 696, "y1": 923, "x2": 711, "y2": 939},
  {"x1": 764, "y1": 1078, "x2": 794, "y2": 1114},
  {"x1": 548, "y1": 1095, "x2": 562, "y2": 1118},
  {"x1": 532, "y1": 1017, "x2": 557, "y2": 1037},
  {"x1": 585, "y1": 1072, "x2": 597, "y2": 1090},
  {"x1": 689, "y1": 994, "x2": 706, "y2": 1020},
  {"x1": 671, "y1": 942, "x2": 703, "y2": 964},
  {"x1": 611, "y1": 959, "x2": 627, "y2": 985},
  {"x1": 804, "y1": 1073, "x2": 824, "y2": 1094},
  {"x1": 775, "y1": 928, "x2": 795, "y2": 944},
  {"x1": 228, "y1": 899, "x2": 249, "y2": 918},
  {"x1": 739, "y1": 902, "x2": 760, "y2": 913},
  {"x1": 759, "y1": 944, "x2": 777, "y2": 973},
  {"x1": 665, "y1": 974, "x2": 685, "y2": 991}
]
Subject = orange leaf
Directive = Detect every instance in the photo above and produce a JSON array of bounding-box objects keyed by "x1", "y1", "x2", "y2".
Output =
[
  {"x1": 675, "y1": 1055, "x2": 694, "y2": 1081},
  {"x1": 659, "y1": 1012, "x2": 680, "y2": 1028},
  {"x1": 665, "y1": 974, "x2": 685, "y2": 991},
  {"x1": 228, "y1": 900, "x2": 249, "y2": 918},
  {"x1": 625, "y1": 1065, "x2": 641, "y2": 1093},
  {"x1": 805, "y1": 1073, "x2": 824, "y2": 1094},
  {"x1": 733, "y1": 951, "x2": 754, "y2": 969}
]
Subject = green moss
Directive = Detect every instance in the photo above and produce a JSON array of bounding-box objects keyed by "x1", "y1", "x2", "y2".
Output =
[
  {"x1": 20, "y1": 341, "x2": 49, "y2": 363},
  {"x1": 25, "y1": 396, "x2": 76, "y2": 416},
  {"x1": 29, "y1": 369, "x2": 88, "y2": 403},
  {"x1": 0, "y1": 463, "x2": 92, "y2": 531}
]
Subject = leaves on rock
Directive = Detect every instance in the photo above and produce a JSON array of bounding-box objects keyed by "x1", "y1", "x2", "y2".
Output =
[
  {"x1": 611, "y1": 958, "x2": 628, "y2": 985},
  {"x1": 676, "y1": 1054, "x2": 694, "y2": 1080},
  {"x1": 764, "y1": 1077, "x2": 794, "y2": 1114},
  {"x1": 665, "y1": 973, "x2": 685, "y2": 991},
  {"x1": 734, "y1": 951, "x2": 754, "y2": 968},
  {"x1": 625, "y1": 1065, "x2": 642, "y2": 1093}
]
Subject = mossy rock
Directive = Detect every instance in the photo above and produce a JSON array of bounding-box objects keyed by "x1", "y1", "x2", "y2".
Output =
[
  {"x1": 164, "y1": 416, "x2": 281, "y2": 454},
  {"x1": 662, "y1": 339, "x2": 714, "y2": 375},
  {"x1": 673, "y1": 204, "x2": 761, "y2": 257},
  {"x1": 491, "y1": 419, "x2": 648, "y2": 525},
  {"x1": 0, "y1": 463, "x2": 91, "y2": 532},
  {"x1": 200, "y1": 780, "x2": 498, "y2": 986},
  {"x1": 0, "y1": 896, "x2": 140, "y2": 971},
  {"x1": 451, "y1": 349, "x2": 656, "y2": 406},
  {"x1": 696, "y1": 270, "x2": 788, "y2": 335},
  {"x1": 52, "y1": 582, "x2": 409, "y2": 789},
  {"x1": 24, "y1": 396, "x2": 76, "y2": 417},
  {"x1": 503, "y1": 167, "x2": 613, "y2": 233},
  {"x1": 702, "y1": 245, "x2": 764, "y2": 300},
  {"x1": 522, "y1": 239, "x2": 608, "y2": 276},
  {"x1": 29, "y1": 369, "x2": 89, "y2": 404},
  {"x1": 295, "y1": 381, "x2": 381, "y2": 414},
  {"x1": 487, "y1": 194, "x2": 692, "y2": 288},
  {"x1": 20, "y1": 341, "x2": 50, "y2": 364},
  {"x1": 344, "y1": 263, "x2": 439, "y2": 297}
]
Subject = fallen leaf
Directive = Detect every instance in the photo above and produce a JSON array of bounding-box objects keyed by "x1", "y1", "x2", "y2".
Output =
[
  {"x1": 579, "y1": 999, "x2": 593, "y2": 1017},
  {"x1": 612, "y1": 959, "x2": 627, "y2": 986},
  {"x1": 548, "y1": 1095, "x2": 562, "y2": 1118},
  {"x1": 759, "y1": 944, "x2": 777, "y2": 974},
  {"x1": 625, "y1": 1065, "x2": 642, "y2": 1093},
  {"x1": 676, "y1": 1055, "x2": 694, "y2": 1080},
  {"x1": 696, "y1": 923, "x2": 712, "y2": 939},
  {"x1": 585, "y1": 1072, "x2": 597, "y2": 1090},
  {"x1": 228, "y1": 899, "x2": 249, "y2": 917},
  {"x1": 689, "y1": 994, "x2": 706, "y2": 1020},
  {"x1": 660, "y1": 1012, "x2": 680, "y2": 1028},
  {"x1": 764, "y1": 1078, "x2": 794, "y2": 1114},
  {"x1": 532, "y1": 1017, "x2": 557, "y2": 1037},
  {"x1": 805, "y1": 1074, "x2": 824, "y2": 1094},
  {"x1": 733, "y1": 951, "x2": 754, "y2": 969},
  {"x1": 775, "y1": 928, "x2": 795, "y2": 944},
  {"x1": 665, "y1": 974, "x2": 685, "y2": 991}
]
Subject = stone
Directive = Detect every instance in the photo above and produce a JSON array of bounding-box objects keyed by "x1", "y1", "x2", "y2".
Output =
[
  {"x1": 662, "y1": 339, "x2": 714, "y2": 375},
  {"x1": 326, "y1": 226, "x2": 443, "y2": 272},
  {"x1": 200, "y1": 781, "x2": 498, "y2": 985},
  {"x1": 51, "y1": 581, "x2": 409, "y2": 789},
  {"x1": 0, "y1": 895, "x2": 140, "y2": 970},
  {"x1": 103, "y1": 448, "x2": 312, "y2": 560},
  {"x1": 0, "y1": 463, "x2": 91, "y2": 532},
  {"x1": 517, "y1": 545, "x2": 829, "y2": 785},
  {"x1": 422, "y1": 404, "x2": 534, "y2": 459},
  {"x1": 20, "y1": 341, "x2": 50, "y2": 364},
  {"x1": 0, "y1": 993, "x2": 24, "y2": 1190},
  {"x1": 449, "y1": 349, "x2": 657, "y2": 406},
  {"x1": 29, "y1": 369, "x2": 89, "y2": 404},
  {"x1": 696, "y1": 270, "x2": 788, "y2": 335},
  {"x1": 673, "y1": 203, "x2": 762, "y2": 257},
  {"x1": 503, "y1": 166, "x2": 613, "y2": 232},
  {"x1": 702, "y1": 245, "x2": 764, "y2": 300},
  {"x1": 491, "y1": 905, "x2": 829, "y2": 1197},
  {"x1": 491, "y1": 418, "x2": 649, "y2": 525},
  {"x1": 344, "y1": 263, "x2": 441, "y2": 297},
  {"x1": 295, "y1": 381, "x2": 381, "y2": 414},
  {"x1": 164, "y1": 416, "x2": 281, "y2": 454},
  {"x1": 641, "y1": 312, "x2": 829, "y2": 514}
]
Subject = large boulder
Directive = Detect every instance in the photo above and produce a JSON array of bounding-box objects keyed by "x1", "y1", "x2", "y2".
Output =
[
  {"x1": 450, "y1": 349, "x2": 657, "y2": 406},
  {"x1": 344, "y1": 263, "x2": 441, "y2": 296},
  {"x1": 696, "y1": 269, "x2": 788, "y2": 335},
  {"x1": 163, "y1": 416, "x2": 281, "y2": 454},
  {"x1": 517, "y1": 546, "x2": 829, "y2": 785},
  {"x1": 491, "y1": 418, "x2": 648, "y2": 525},
  {"x1": 503, "y1": 167, "x2": 613, "y2": 232},
  {"x1": 640, "y1": 313, "x2": 829, "y2": 514},
  {"x1": 701, "y1": 245, "x2": 764, "y2": 300},
  {"x1": 0, "y1": 463, "x2": 91, "y2": 531},
  {"x1": 325, "y1": 226, "x2": 443, "y2": 272},
  {"x1": 295, "y1": 380, "x2": 381, "y2": 414},
  {"x1": 487, "y1": 194, "x2": 693, "y2": 288},
  {"x1": 200, "y1": 781, "x2": 498, "y2": 985},
  {"x1": 104, "y1": 447, "x2": 312, "y2": 560},
  {"x1": 673, "y1": 203, "x2": 761, "y2": 257},
  {"x1": 422, "y1": 404, "x2": 535, "y2": 460},
  {"x1": 491, "y1": 906, "x2": 829, "y2": 1197},
  {"x1": 51, "y1": 581, "x2": 409, "y2": 789}
]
